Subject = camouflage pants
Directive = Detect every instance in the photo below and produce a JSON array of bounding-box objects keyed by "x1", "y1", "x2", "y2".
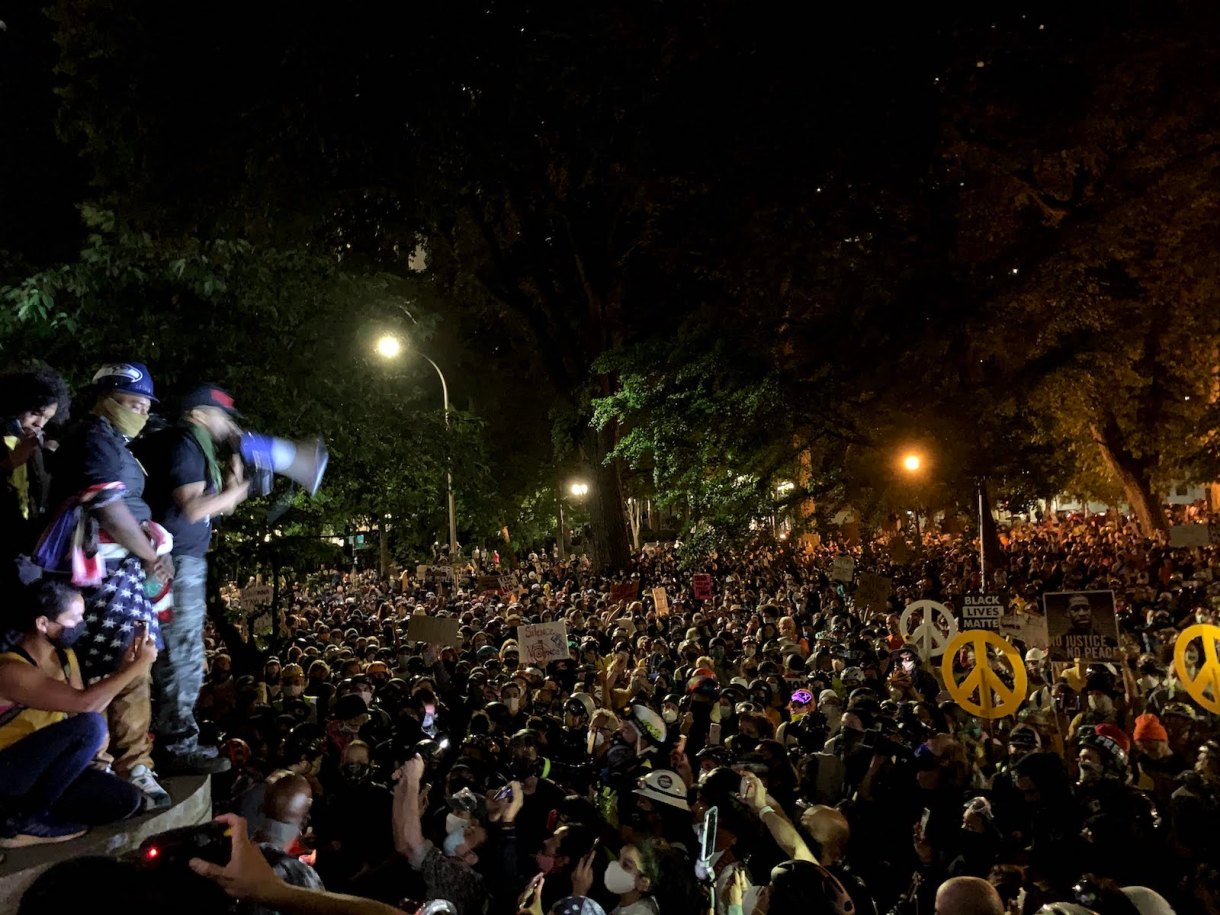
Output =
[{"x1": 152, "y1": 554, "x2": 208, "y2": 757}]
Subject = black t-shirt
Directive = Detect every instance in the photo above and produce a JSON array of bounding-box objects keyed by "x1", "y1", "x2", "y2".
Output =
[
  {"x1": 137, "y1": 426, "x2": 213, "y2": 557},
  {"x1": 48, "y1": 415, "x2": 152, "y2": 525}
]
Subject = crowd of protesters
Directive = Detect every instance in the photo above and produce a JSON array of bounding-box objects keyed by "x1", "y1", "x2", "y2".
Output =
[{"x1": 2, "y1": 363, "x2": 1220, "y2": 915}]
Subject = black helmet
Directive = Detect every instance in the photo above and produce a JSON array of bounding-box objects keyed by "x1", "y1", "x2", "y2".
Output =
[{"x1": 282, "y1": 723, "x2": 323, "y2": 763}]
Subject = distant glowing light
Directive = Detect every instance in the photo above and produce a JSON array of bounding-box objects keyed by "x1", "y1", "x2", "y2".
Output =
[
  {"x1": 569, "y1": 482, "x2": 589, "y2": 497},
  {"x1": 1011, "y1": 268, "x2": 1019, "y2": 275},
  {"x1": 902, "y1": 453, "x2": 922, "y2": 473}
]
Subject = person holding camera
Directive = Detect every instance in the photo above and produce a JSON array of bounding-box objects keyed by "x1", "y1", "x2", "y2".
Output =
[
  {"x1": 139, "y1": 384, "x2": 249, "y2": 776},
  {"x1": 0, "y1": 579, "x2": 151, "y2": 846},
  {"x1": 0, "y1": 367, "x2": 70, "y2": 570}
]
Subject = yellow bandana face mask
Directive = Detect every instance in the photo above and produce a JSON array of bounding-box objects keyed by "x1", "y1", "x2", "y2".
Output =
[{"x1": 94, "y1": 397, "x2": 149, "y2": 439}]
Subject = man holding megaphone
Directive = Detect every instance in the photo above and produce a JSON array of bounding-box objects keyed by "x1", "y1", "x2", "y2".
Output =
[{"x1": 139, "y1": 384, "x2": 250, "y2": 776}]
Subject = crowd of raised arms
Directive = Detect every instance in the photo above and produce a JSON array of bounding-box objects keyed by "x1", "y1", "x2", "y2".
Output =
[{"x1": 1, "y1": 363, "x2": 1219, "y2": 915}]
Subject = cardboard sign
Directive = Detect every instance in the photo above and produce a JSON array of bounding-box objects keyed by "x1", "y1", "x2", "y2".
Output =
[
  {"x1": 517, "y1": 621, "x2": 570, "y2": 665},
  {"x1": 855, "y1": 572, "x2": 893, "y2": 611},
  {"x1": 692, "y1": 574, "x2": 713, "y2": 601},
  {"x1": 476, "y1": 575, "x2": 503, "y2": 593},
  {"x1": 830, "y1": 555, "x2": 855, "y2": 583},
  {"x1": 999, "y1": 600, "x2": 1050, "y2": 651},
  {"x1": 1043, "y1": 591, "x2": 1120, "y2": 662},
  {"x1": 241, "y1": 584, "x2": 273, "y2": 607},
  {"x1": 609, "y1": 580, "x2": 640, "y2": 604},
  {"x1": 428, "y1": 566, "x2": 454, "y2": 583},
  {"x1": 962, "y1": 594, "x2": 1003, "y2": 631},
  {"x1": 1169, "y1": 524, "x2": 1214, "y2": 548},
  {"x1": 406, "y1": 614, "x2": 461, "y2": 647},
  {"x1": 941, "y1": 630, "x2": 1027, "y2": 719},
  {"x1": 416, "y1": 565, "x2": 429, "y2": 580},
  {"x1": 652, "y1": 587, "x2": 670, "y2": 617}
]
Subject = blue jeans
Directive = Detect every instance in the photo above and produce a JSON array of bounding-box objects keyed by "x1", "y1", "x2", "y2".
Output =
[
  {"x1": 0, "y1": 713, "x2": 141, "y2": 823},
  {"x1": 152, "y1": 553, "x2": 208, "y2": 756}
]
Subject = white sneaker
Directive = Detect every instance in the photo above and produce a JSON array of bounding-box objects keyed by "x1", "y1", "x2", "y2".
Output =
[{"x1": 128, "y1": 764, "x2": 172, "y2": 810}]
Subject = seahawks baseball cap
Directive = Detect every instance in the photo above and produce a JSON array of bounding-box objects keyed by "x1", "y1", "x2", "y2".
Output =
[{"x1": 180, "y1": 384, "x2": 241, "y2": 417}]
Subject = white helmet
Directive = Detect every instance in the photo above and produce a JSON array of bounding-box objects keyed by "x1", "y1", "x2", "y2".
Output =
[
  {"x1": 627, "y1": 704, "x2": 667, "y2": 744},
  {"x1": 634, "y1": 769, "x2": 690, "y2": 811}
]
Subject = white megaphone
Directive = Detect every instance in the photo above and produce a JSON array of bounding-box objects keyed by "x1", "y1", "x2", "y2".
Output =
[{"x1": 238, "y1": 432, "x2": 329, "y2": 497}]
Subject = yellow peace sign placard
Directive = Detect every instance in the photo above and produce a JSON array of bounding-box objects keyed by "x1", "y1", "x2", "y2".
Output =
[
  {"x1": 1174, "y1": 624, "x2": 1220, "y2": 715},
  {"x1": 941, "y1": 630, "x2": 1028, "y2": 719}
]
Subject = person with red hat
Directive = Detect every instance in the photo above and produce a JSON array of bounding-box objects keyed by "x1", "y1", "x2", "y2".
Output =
[
  {"x1": 1132, "y1": 713, "x2": 1187, "y2": 808},
  {"x1": 138, "y1": 384, "x2": 249, "y2": 776}
]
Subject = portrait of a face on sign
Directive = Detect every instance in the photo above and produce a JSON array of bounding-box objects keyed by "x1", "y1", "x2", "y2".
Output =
[{"x1": 1042, "y1": 590, "x2": 1120, "y2": 662}]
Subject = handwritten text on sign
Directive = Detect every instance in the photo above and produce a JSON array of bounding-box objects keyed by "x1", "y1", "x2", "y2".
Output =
[{"x1": 517, "y1": 621, "x2": 570, "y2": 666}]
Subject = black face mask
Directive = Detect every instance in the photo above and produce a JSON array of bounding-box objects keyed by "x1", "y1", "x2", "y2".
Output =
[
  {"x1": 341, "y1": 763, "x2": 371, "y2": 784},
  {"x1": 50, "y1": 624, "x2": 86, "y2": 649}
]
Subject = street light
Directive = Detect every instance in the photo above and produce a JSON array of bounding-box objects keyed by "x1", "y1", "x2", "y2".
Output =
[
  {"x1": 899, "y1": 450, "x2": 924, "y2": 542},
  {"x1": 558, "y1": 481, "x2": 589, "y2": 560},
  {"x1": 375, "y1": 333, "x2": 458, "y2": 562}
]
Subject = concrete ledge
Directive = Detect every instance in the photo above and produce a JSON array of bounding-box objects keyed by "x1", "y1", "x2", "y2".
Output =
[{"x1": 0, "y1": 775, "x2": 211, "y2": 911}]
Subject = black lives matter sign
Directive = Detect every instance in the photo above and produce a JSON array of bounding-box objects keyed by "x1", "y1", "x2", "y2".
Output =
[{"x1": 962, "y1": 594, "x2": 1003, "y2": 631}]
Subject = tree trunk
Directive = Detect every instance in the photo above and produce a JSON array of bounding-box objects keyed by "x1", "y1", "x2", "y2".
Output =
[
  {"x1": 379, "y1": 518, "x2": 390, "y2": 578},
  {"x1": 584, "y1": 425, "x2": 631, "y2": 571},
  {"x1": 1090, "y1": 419, "x2": 1166, "y2": 535}
]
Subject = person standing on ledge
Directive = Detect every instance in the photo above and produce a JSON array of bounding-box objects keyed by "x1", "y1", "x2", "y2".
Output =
[{"x1": 139, "y1": 384, "x2": 249, "y2": 776}]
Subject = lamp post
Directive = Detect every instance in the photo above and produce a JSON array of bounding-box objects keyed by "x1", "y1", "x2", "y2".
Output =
[
  {"x1": 900, "y1": 451, "x2": 924, "y2": 542},
  {"x1": 558, "y1": 481, "x2": 589, "y2": 560},
  {"x1": 376, "y1": 334, "x2": 458, "y2": 563}
]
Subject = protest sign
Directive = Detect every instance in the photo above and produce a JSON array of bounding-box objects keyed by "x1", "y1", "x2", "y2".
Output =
[
  {"x1": 416, "y1": 565, "x2": 429, "y2": 580},
  {"x1": 1043, "y1": 591, "x2": 1120, "y2": 662},
  {"x1": 962, "y1": 594, "x2": 1003, "y2": 631},
  {"x1": 652, "y1": 587, "x2": 670, "y2": 617},
  {"x1": 428, "y1": 566, "x2": 454, "y2": 583},
  {"x1": 1169, "y1": 524, "x2": 1214, "y2": 548},
  {"x1": 253, "y1": 613, "x2": 273, "y2": 636},
  {"x1": 999, "y1": 598, "x2": 1050, "y2": 651},
  {"x1": 241, "y1": 584, "x2": 273, "y2": 607},
  {"x1": 855, "y1": 572, "x2": 892, "y2": 611},
  {"x1": 609, "y1": 580, "x2": 640, "y2": 604},
  {"x1": 1173, "y1": 624, "x2": 1220, "y2": 714},
  {"x1": 407, "y1": 614, "x2": 461, "y2": 647},
  {"x1": 517, "y1": 621, "x2": 571, "y2": 665},
  {"x1": 941, "y1": 630, "x2": 1027, "y2": 719},
  {"x1": 692, "y1": 574, "x2": 713, "y2": 601},
  {"x1": 830, "y1": 555, "x2": 855, "y2": 583},
  {"x1": 476, "y1": 574, "x2": 503, "y2": 593},
  {"x1": 899, "y1": 600, "x2": 958, "y2": 661}
]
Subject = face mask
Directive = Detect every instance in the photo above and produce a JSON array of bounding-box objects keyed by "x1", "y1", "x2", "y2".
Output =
[
  {"x1": 604, "y1": 860, "x2": 638, "y2": 895},
  {"x1": 94, "y1": 397, "x2": 148, "y2": 439},
  {"x1": 341, "y1": 763, "x2": 370, "y2": 783},
  {"x1": 662, "y1": 708, "x2": 679, "y2": 724},
  {"x1": 534, "y1": 852, "x2": 556, "y2": 874},
  {"x1": 591, "y1": 730, "x2": 606, "y2": 749},
  {"x1": 283, "y1": 684, "x2": 304, "y2": 698},
  {"x1": 443, "y1": 829, "x2": 468, "y2": 857},
  {"x1": 445, "y1": 813, "x2": 468, "y2": 835},
  {"x1": 1078, "y1": 759, "x2": 1103, "y2": 783},
  {"x1": 50, "y1": 624, "x2": 85, "y2": 649},
  {"x1": 507, "y1": 698, "x2": 520, "y2": 714},
  {"x1": 1088, "y1": 695, "x2": 1114, "y2": 714}
]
